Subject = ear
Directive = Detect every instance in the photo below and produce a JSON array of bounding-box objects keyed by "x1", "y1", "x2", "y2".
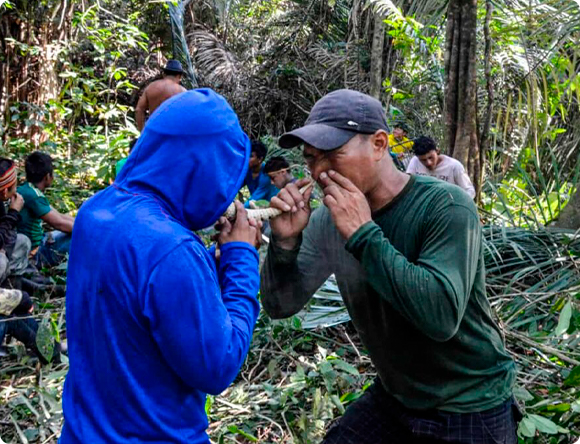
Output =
[{"x1": 371, "y1": 130, "x2": 389, "y2": 160}]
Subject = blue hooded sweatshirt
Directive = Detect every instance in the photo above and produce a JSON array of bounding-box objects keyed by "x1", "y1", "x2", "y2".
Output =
[{"x1": 60, "y1": 89, "x2": 260, "y2": 444}]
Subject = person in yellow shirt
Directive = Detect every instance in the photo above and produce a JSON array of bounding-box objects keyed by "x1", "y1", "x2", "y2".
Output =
[
  {"x1": 388, "y1": 123, "x2": 414, "y2": 155},
  {"x1": 388, "y1": 123, "x2": 414, "y2": 168}
]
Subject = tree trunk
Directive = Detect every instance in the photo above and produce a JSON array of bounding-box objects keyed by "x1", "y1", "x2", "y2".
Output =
[
  {"x1": 444, "y1": 0, "x2": 481, "y2": 195},
  {"x1": 478, "y1": 0, "x2": 494, "y2": 200},
  {"x1": 554, "y1": 190, "x2": 580, "y2": 230},
  {"x1": 369, "y1": 12, "x2": 385, "y2": 99}
]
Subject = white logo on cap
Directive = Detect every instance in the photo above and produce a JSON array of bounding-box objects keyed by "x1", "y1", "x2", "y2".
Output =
[{"x1": 347, "y1": 121, "x2": 359, "y2": 126}]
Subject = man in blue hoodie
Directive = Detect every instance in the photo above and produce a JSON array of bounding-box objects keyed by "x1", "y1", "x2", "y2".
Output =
[{"x1": 60, "y1": 89, "x2": 261, "y2": 444}]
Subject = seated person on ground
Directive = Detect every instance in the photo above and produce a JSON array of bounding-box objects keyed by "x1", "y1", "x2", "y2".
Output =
[
  {"x1": 17, "y1": 152, "x2": 75, "y2": 267},
  {"x1": 264, "y1": 156, "x2": 296, "y2": 189},
  {"x1": 0, "y1": 288, "x2": 61, "y2": 363},
  {"x1": 406, "y1": 136, "x2": 476, "y2": 199},
  {"x1": 0, "y1": 159, "x2": 59, "y2": 363},
  {"x1": 242, "y1": 141, "x2": 279, "y2": 207},
  {"x1": 0, "y1": 158, "x2": 33, "y2": 284}
]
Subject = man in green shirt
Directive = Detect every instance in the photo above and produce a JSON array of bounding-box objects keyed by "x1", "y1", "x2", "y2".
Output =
[
  {"x1": 261, "y1": 90, "x2": 518, "y2": 443},
  {"x1": 18, "y1": 152, "x2": 75, "y2": 267}
]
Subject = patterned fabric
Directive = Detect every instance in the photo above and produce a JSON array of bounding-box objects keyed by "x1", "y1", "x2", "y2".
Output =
[
  {"x1": 323, "y1": 381, "x2": 520, "y2": 444},
  {"x1": 0, "y1": 165, "x2": 17, "y2": 190},
  {"x1": 0, "y1": 287, "x2": 23, "y2": 316}
]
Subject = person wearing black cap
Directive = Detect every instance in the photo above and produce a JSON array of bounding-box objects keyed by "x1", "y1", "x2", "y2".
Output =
[
  {"x1": 260, "y1": 89, "x2": 518, "y2": 443},
  {"x1": 135, "y1": 60, "x2": 187, "y2": 131}
]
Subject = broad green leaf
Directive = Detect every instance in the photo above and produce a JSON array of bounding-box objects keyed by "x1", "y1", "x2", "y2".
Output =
[
  {"x1": 23, "y1": 428, "x2": 39, "y2": 441},
  {"x1": 546, "y1": 403, "x2": 570, "y2": 412},
  {"x1": 555, "y1": 301, "x2": 572, "y2": 336},
  {"x1": 564, "y1": 366, "x2": 580, "y2": 386},
  {"x1": 518, "y1": 417, "x2": 536, "y2": 438},
  {"x1": 528, "y1": 414, "x2": 558, "y2": 434},
  {"x1": 227, "y1": 425, "x2": 257, "y2": 442},
  {"x1": 318, "y1": 360, "x2": 334, "y2": 376},
  {"x1": 36, "y1": 317, "x2": 55, "y2": 363},
  {"x1": 205, "y1": 395, "x2": 213, "y2": 417},
  {"x1": 340, "y1": 392, "x2": 362, "y2": 403},
  {"x1": 331, "y1": 394, "x2": 345, "y2": 413},
  {"x1": 513, "y1": 386, "x2": 534, "y2": 402},
  {"x1": 331, "y1": 359, "x2": 359, "y2": 376}
]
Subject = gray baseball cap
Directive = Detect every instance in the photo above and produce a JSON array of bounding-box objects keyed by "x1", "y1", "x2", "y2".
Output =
[{"x1": 279, "y1": 89, "x2": 389, "y2": 150}]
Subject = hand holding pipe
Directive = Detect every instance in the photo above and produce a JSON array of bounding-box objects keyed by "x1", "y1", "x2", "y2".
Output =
[{"x1": 223, "y1": 181, "x2": 314, "y2": 222}]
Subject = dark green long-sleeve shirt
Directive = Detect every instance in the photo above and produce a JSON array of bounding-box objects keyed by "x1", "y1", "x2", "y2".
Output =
[{"x1": 261, "y1": 175, "x2": 515, "y2": 412}]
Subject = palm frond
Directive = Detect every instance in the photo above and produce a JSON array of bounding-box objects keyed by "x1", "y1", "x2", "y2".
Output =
[
  {"x1": 169, "y1": 0, "x2": 198, "y2": 89},
  {"x1": 189, "y1": 29, "x2": 238, "y2": 86}
]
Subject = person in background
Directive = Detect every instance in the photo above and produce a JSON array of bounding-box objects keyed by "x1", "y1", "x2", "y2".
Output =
[
  {"x1": 264, "y1": 156, "x2": 296, "y2": 189},
  {"x1": 0, "y1": 159, "x2": 60, "y2": 363},
  {"x1": 135, "y1": 60, "x2": 187, "y2": 131},
  {"x1": 388, "y1": 123, "x2": 413, "y2": 156},
  {"x1": 406, "y1": 135, "x2": 476, "y2": 199},
  {"x1": 17, "y1": 152, "x2": 75, "y2": 267},
  {"x1": 0, "y1": 159, "x2": 31, "y2": 283},
  {"x1": 242, "y1": 141, "x2": 279, "y2": 207},
  {"x1": 60, "y1": 89, "x2": 261, "y2": 444}
]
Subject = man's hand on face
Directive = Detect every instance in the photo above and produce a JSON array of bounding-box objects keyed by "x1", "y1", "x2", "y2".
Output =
[
  {"x1": 10, "y1": 193, "x2": 24, "y2": 212},
  {"x1": 216, "y1": 201, "x2": 262, "y2": 249},
  {"x1": 269, "y1": 178, "x2": 313, "y2": 250},
  {"x1": 320, "y1": 170, "x2": 372, "y2": 240}
]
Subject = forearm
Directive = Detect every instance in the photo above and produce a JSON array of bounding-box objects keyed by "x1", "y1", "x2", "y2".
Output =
[
  {"x1": 55, "y1": 215, "x2": 74, "y2": 233},
  {"x1": 346, "y1": 222, "x2": 463, "y2": 341},
  {"x1": 261, "y1": 234, "x2": 328, "y2": 319}
]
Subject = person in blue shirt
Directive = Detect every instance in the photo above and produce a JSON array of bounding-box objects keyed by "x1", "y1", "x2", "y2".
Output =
[
  {"x1": 60, "y1": 89, "x2": 262, "y2": 444},
  {"x1": 243, "y1": 141, "x2": 279, "y2": 207}
]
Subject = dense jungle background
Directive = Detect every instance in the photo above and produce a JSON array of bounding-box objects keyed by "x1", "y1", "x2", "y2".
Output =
[{"x1": 1, "y1": 0, "x2": 580, "y2": 442}]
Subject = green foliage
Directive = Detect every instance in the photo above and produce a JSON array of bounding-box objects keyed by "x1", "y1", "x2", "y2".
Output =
[
  {"x1": 2, "y1": 1, "x2": 148, "y2": 196},
  {"x1": 1, "y1": 1, "x2": 580, "y2": 443},
  {"x1": 203, "y1": 316, "x2": 373, "y2": 443}
]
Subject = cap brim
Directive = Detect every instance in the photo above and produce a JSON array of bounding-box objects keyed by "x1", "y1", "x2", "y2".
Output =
[{"x1": 278, "y1": 124, "x2": 358, "y2": 150}]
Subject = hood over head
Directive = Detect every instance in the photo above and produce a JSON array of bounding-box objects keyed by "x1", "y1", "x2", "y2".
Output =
[{"x1": 116, "y1": 88, "x2": 250, "y2": 230}]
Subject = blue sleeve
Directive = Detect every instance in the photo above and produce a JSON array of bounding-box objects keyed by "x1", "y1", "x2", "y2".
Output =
[{"x1": 144, "y1": 240, "x2": 260, "y2": 395}]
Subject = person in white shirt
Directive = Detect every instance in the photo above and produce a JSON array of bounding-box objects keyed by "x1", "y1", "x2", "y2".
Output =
[{"x1": 406, "y1": 136, "x2": 476, "y2": 199}]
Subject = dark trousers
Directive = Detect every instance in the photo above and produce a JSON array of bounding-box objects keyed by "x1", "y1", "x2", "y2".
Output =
[
  {"x1": 0, "y1": 314, "x2": 59, "y2": 364},
  {"x1": 323, "y1": 380, "x2": 520, "y2": 444},
  {"x1": 0, "y1": 314, "x2": 38, "y2": 350}
]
